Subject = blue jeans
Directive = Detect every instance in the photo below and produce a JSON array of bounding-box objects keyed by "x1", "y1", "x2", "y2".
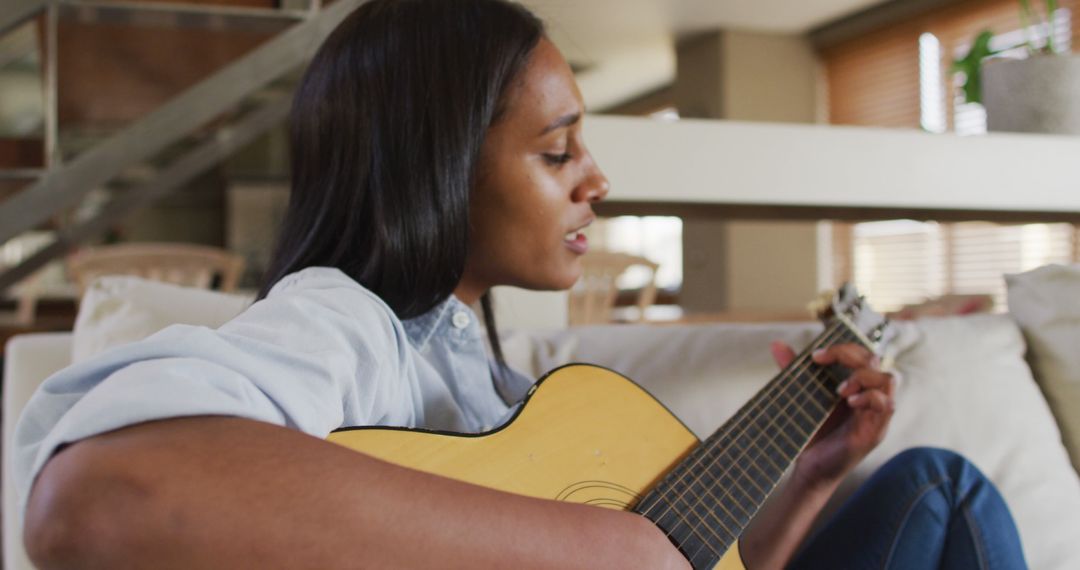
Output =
[{"x1": 788, "y1": 447, "x2": 1027, "y2": 569}]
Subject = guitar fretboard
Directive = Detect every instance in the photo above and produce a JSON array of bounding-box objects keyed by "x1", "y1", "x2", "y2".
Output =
[{"x1": 632, "y1": 319, "x2": 866, "y2": 569}]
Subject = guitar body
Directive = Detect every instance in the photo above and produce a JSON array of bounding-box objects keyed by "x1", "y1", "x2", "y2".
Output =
[{"x1": 328, "y1": 364, "x2": 745, "y2": 570}]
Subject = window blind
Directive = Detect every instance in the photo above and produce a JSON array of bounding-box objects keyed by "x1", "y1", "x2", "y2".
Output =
[
  {"x1": 843, "y1": 221, "x2": 1079, "y2": 313},
  {"x1": 822, "y1": 23, "x2": 922, "y2": 128},
  {"x1": 822, "y1": 1, "x2": 1080, "y2": 313},
  {"x1": 822, "y1": 0, "x2": 1080, "y2": 130}
]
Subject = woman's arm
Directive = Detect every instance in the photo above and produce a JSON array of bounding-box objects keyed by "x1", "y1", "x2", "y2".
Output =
[
  {"x1": 737, "y1": 467, "x2": 844, "y2": 570},
  {"x1": 738, "y1": 343, "x2": 896, "y2": 570},
  {"x1": 26, "y1": 416, "x2": 689, "y2": 570}
]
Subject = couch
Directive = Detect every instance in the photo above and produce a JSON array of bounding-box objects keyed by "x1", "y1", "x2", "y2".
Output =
[{"x1": 5, "y1": 271, "x2": 1080, "y2": 569}]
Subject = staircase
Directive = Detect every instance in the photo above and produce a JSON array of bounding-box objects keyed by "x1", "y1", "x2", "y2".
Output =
[{"x1": 0, "y1": 0, "x2": 368, "y2": 292}]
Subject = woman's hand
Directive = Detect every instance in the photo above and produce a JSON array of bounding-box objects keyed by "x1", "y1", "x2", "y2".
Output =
[{"x1": 770, "y1": 341, "x2": 896, "y2": 488}]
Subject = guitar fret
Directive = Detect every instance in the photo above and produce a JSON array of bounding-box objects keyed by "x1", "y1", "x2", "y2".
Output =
[
  {"x1": 804, "y1": 370, "x2": 837, "y2": 398},
  {"x1": 633, "y1": 316, "x2": 884, "y2": 567},
  {"x1": 735, "y1": 432, "x2": 786, "y2": 477},
  {"x1": 652, "y1": 492, "x2": 726, "y2": 559},
  {"x1": 664, "y1": 459, "x2": 745, "y2": 544},
  {"x1": 792, "y1": 379, "x2": 829, "y2": 415},
  {"x1": 684, "y1": 408, "x2": 803, "y2": 535},
  {"x1": 699, "y1": 414, "x2": 792, "y2": 511},
  {"x1": 723, "y1": 462, "x2": 768, "y2": 506},
  {"x1": 803, "y1": 375, "x2": 837, "y2": 410},
  {"x1": 785, "y1": 390, "x2": 822, "y2": 435},
  {"x1": 669, "y1": 468, "x2": 747, "y2": 532},
  {"x1": 722, "y1": 416, "x2": 797, "y2": 476},
  {"x1": 767, "y1": 402, "x2": 809, "y2": 447},
  {"x1": 695, "y1": 429, "x2": 782, "y2": 518},
  {"x1": 688, "y1": 540, "x2": 721, "y2": 570},
  {"x1": 693, "y1": 464, "x2": 756, "y2": 521},
  {"x1": 691, "y1": 470, "x2": 754, "y2": 526},
  {"x1": 744, "y1": 425, "x2": 794, "y2": 468},
  {"x1": 762, "y1": 416, "x2": 801, "y2": 458}
]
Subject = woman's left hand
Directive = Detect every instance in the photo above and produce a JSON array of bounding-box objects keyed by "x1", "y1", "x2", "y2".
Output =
[{"x1": 770, "y1": 342, "x2": 896, "y2": 488}]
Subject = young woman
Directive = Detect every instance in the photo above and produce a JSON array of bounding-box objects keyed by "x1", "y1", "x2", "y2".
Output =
[{"x1": 16, "y1": 1, "x2": 1027, "y2": 568}]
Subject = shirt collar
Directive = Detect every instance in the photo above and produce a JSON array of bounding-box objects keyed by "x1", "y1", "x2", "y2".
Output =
[{"x1": 402, "y1": 295, "x2": 481, "y2": 351}]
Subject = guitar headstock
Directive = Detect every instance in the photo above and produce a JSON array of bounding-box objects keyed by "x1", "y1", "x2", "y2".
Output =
[{"x1": 809, "y1": 283, "x2": 897, "y2": 355}]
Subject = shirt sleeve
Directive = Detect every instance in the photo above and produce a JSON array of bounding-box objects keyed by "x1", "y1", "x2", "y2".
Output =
[{"x1": 12, "y1": 269, "x2": 413, "y2": 519}]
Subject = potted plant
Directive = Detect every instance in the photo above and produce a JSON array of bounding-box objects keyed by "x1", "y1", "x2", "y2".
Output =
[{"x1": 953, "y1": 0, "x2": 1080, "y2": 134}]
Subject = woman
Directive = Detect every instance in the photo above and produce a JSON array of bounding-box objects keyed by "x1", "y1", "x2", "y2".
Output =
[{"x1": 17, "y1": 1, "x2": 1026, "y2": 568}]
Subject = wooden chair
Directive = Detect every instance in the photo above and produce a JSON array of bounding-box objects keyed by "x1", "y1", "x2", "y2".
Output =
[
  {"x1": 67, "y1": 243, "x2": 246, "y2": 295},
  {"x1": 569, "y1": 251, "x2": 659, "y2": 325},
  {"x1": 0, "y1": 271, "x2": 44, "y2": 327}
]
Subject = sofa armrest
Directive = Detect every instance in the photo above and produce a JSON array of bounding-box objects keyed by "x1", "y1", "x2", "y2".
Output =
[{"x1": 4, "y1": 332, "x2": 73, "y2": 570}]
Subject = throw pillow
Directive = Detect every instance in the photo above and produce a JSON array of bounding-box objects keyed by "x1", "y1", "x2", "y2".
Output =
[
  {"x1": 72, "y1": 276, "x2": 253, "y2": 363},
  {"x1": 1006, "y1": 263, "x2": 1080, "y2": 473}
]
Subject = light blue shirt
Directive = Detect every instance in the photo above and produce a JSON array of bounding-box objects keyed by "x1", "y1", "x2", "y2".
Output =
[{"x1": 13, "y1": 267, "x2": 535, "y2": 517}]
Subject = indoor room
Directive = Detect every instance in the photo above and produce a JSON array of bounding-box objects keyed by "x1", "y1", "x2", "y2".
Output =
[{"x1": 1, "y1": 0, "x2": 1078, "y2": 568}]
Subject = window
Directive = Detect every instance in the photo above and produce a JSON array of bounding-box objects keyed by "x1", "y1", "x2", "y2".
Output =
[
  {"x1": 822, "y1": 0, "x2": 1080, "y2": 132},
  {"x1": 584, "y1": 216, "x2": 683, "y2": 291},
  {"x1": 822, "y1": 1, "x2": 1080, "y2": 314},
  {"x1": 950, "y1": 8, "x2": 1074, "y2": 135},
  {"x1": 841, "y1": 220, "x2": 1078, "y2": 312}
]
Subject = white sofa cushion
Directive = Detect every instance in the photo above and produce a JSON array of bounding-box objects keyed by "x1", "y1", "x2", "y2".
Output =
[
  {"x1": 3, "y1": 334, "x2": 74, "y2": 570},
  {"x1": 72, "y1": 276, "x2": 253, "y2": 363},
  {"x1": 504, "y1": 315, "x2": 1080, "y2": 569},
  {"x1": 878, "y1": 315, "x2": 1080, "y2": 569},
  {"x1": 1007, "y1": 263, "x2": 1080, "y2": 473}
]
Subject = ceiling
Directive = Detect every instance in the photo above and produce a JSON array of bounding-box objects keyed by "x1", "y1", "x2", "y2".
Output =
[{"x1": 522, "y1": 0, "x2": 890, "y2": 109}]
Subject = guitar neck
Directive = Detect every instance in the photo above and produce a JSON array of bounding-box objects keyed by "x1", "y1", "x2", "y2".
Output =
[{"x1": 633, "y1": 318, "x2": 871, "y2": 565}]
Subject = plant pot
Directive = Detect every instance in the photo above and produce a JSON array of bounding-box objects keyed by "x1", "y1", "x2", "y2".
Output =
[{"x1": 982, "y1": 54, "x2": 1080, "y2": 135}]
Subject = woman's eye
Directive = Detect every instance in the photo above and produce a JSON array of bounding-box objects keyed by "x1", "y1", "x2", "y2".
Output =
[{"x1": 543, "y1": 152, "x2": 573, "y2": 166}]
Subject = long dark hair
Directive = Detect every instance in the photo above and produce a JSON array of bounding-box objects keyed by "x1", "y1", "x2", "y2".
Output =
[{"x1": 259, "y1": 0, "x2": 545, "y2": 363}]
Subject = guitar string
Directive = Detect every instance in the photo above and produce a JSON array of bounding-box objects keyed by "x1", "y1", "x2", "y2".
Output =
[
  {"x1": 633, "y1": 324, "x2": 847, "y2": 559},
  {"x1": 678, "y1": 323, "x2": 862, "y2": 564},
  {"x1": 656, "y1": 320, "x2": 862, "y2": 562},
  {"x1": 673, "y1": 323, "x2": 859, "y2": 564},
  {"x1": 638, "y1": 321, "x2": 848, "y2": 547},
  {"x1": 675, "y1": 326, "x2": 853, "y2": 559},
  {"x1": 679, "y1": 337, "x2": 852, "y2": 564},
  {"x1": 681, "y1": 325, "x2": 854, "y2": 530},
  {"x1": 639, "y1": 320, "x2": 848, "y2": 530},
  {"x1": 641, "y1": 321, "x2": 856, "y2": 554},
  {"x1": 643, "y1": 329, "x2": 849, "y2": 565}
]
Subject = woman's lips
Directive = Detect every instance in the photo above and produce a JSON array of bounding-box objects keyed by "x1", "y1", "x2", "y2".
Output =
[{"x1": 563, "y1": 231, "x2": 588, "y2": 254}]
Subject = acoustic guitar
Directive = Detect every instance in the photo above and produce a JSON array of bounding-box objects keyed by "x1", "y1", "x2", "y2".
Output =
[{"x1": 328, "y1": 285, "x2": 894, "y2": 569}]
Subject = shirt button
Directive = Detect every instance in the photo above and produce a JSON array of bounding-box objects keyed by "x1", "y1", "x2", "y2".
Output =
[{"x1": 451, "y1": 311, "x2": 470, "y2": 329}]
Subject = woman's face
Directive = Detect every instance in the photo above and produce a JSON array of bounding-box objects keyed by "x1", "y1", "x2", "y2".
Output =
[{"x1": 456, "y1": 39, "x2": 609, "y2": 303}]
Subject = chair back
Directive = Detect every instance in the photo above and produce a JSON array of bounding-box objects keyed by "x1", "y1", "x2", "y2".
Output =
[
  {"x1": 569, "y1": 251, "x2": 659, "y2": 325},
  {"x1": 68, "y1": 243, "x2": 245, "y2": 294}
]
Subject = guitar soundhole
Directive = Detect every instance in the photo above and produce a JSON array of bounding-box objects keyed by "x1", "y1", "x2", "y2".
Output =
[{"x1": 556, "y1": 481, "x2": 641, "y2": 510}]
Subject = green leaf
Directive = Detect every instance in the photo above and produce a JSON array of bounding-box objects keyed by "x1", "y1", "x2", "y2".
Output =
[
  {"x1": 1047, "y1": 0, "x2": 1059, "y2": 53},
  {"x1": 952, "y1": 30, "x2": 996, "y2": 105}
]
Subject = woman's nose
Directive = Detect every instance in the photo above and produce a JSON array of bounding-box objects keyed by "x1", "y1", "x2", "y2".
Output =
[{"x1": 574, "y1": 162, "x2": 610, "y2": 204}]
